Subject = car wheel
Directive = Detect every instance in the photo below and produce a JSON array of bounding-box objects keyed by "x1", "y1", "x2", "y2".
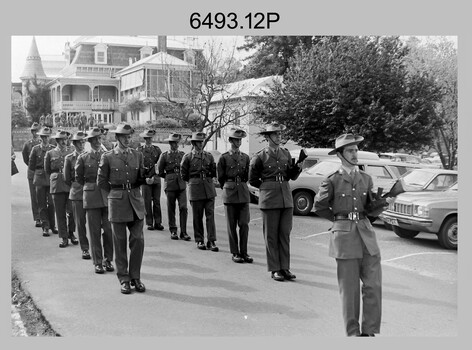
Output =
[
  {"x1": 293, "y1": 191, "x2": 314, "y2": 216},
  {"x1": 392, "y1": 226, "x2": 419, "y2": 239},
  {"x1": 437, "y1": 216, "x2": 457, "y2": 250}
]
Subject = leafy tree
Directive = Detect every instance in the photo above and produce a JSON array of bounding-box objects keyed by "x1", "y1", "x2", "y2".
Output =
[
  {"x1": 256, "y1": 36, "x2": 442, "y2": 152},
  {"x1": 23, "y1": 76, "x2": 51, "y2": 123},
  {"x1": 11, "y1": 104, "x2": 29, "y2": 128},
  {"x1": 121, "y1": 97, "x2": 146, "y2": 122}
]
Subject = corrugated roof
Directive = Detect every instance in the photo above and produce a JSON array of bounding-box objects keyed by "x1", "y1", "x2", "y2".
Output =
[
  {"x1": 210, "y1": 75, "x2": 282, "y2": 102},
  {"x1": 115, "y1": 51, "x2": 194, "y2": 76}
]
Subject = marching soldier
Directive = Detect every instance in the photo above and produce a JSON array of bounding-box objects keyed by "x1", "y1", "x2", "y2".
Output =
[
  {"x1": 180, "y1": 132, "x2": 218, "y2": 251},
  {"x1": 22, "y1": 122, "x2": 42, "y2": 227},
  {"x1": 314, "y1": 133, "x2": 387, "y2": 337},
  {"x1": 97, "y1": 123, "x2": 146, "y2": 294},
  {"x1": 45, "y1": 130, "x2": 76, "y2": 248},
  {"x1": 248, "y1": 123, "x2": 302, "y2": 281},
  {"x1": 28, "y1": 127, "x2": 57, "y2": 237},
  {"x1": 217, "y1": 127, "x2": 253, "y2": 263},
  {"x1": 99, "y1": 124, "x2": 115, "y2": 151},
  {"x1": 136, "y1": 129, "x2": 164, "y2": 231},
  {"x1": 76, "y1": 127, "x2": 114, "y2": 274},
  {"x1": 64, "y1": 131, "x2": 91, "y2": 260},
  {"x1": 156, "y1": 133, "x2": 190, "y2": 241}
]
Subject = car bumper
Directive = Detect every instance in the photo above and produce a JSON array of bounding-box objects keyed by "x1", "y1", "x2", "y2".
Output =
[{"x1": 379, "y1": 211, "x2": 437, "y2": 233}]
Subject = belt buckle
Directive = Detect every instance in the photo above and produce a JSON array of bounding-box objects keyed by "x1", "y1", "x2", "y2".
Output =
[
  {"x1": 201, "y1": 173, "x2": 206, "y2": 179},
  {"x1": 348, "y1": 212, "x2": 359, "y2": 221},
  {"x1": 235, "y1": 176, "x2": 241, "y2": 184},
  {"x1": 125, "y1": 183, "x2": 131, "y2": 190},
  {"x1": 276, "y1": 174, "x2": 281, "y2": 182}
]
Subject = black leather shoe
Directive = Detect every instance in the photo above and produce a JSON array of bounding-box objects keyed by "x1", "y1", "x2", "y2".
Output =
[
  {"x1": 35, "y1": 219, "x2": 42, "y2": 227},
  {"x1": 82, "y1": 250, "x2": 91, "y2": 260},
  {"x1": 120, "y1": 281, "x2": 131, "y2": 294},
  {"x1": 131, "y1": 279, "x2": 146, "y2": 292},
  {"x1": 103, "y1": 260, "x2": 114, "y2": 272},
  {"x1": 207, "y1": 241, "x2": 219, "y2": 252},
  {"x1": 180, "y1": 233, "x2": 191, "y2": 241},
  {"x1": 42, "y1": 229, "x2": 50, "y2": 237},
  {"x1": 196, "y1": 241, "x2": 206, "y2": 250},
  {"x1": 232, "y1": 254, "x2": 244, "y2": 263},
  {"x1": 271, "y1": 271, "x2": 285, "y2": 282},
  {"x1": 51, "y1": 228, "x2": 58, "y2": 235},
  {"x1": 282, "y1": 270, "x2": 296, "y2": 280},
  {"x1": 147, "y1": 226, "x2": 154, "y2": 231},
  {"x1": 358, "y1": 333, "x2": 375, "y2": 337},
  {"x1": 69, "y1": 234, "x2": 79, "y2": 245},
  {"x1": 154, "y1": 224, "x2": 164, "y2": 231},
  {"x1": 241, "y1": 254, "x2": 253, "y2": 263},
  {"x1": 59, "y1": 238, "x2": 68, "y2": 248},
  {"x1": 170, "y1": 232, "x2": 179, "y2": 240},
  {"x1": 95, "y1": 264, "x2": 105, "y2": 274}
]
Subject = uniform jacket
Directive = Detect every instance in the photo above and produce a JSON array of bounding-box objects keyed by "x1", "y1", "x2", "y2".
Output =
[
  {"x1": 97, "y1": 147, "x2": 145, "y2": 222},
  {"x1": 314, "y1": 168, "x2": 380, "y2": 259},
  {"x1": 75, "y1": 149, "x2": 109, "y2": 209},
  {"x1": 248, "y1": 147, "x2": 302, "y2": 209},
  {"x1": 156, "y1": 150, "x2": 186, "y2": 192},
  {"x1": 217, "y1": 149, "x2": 250, "y2": 204},
  {"x1": 44, "y1": 146, "x2": 73, "y2": 194},
  {"x1": 64, "y1": 150, "x2": 84, "y2": 201},
  {"x1": 22, "y1": 138, "x2": 41, "y2": 180},
  {"x1": 180, "y1": 150, "x2": 217, "y2": 201},
  {"x1": 137, "y1": 144, "x2": 162, "y2": 185},
  {"x1": 29, "y1": 143, "x2": 55, "y2": 187}
]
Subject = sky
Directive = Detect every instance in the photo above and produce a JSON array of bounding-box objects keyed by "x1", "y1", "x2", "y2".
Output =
[{"x1": 10, "y1": 35, "x2": 248, "y2": 82}]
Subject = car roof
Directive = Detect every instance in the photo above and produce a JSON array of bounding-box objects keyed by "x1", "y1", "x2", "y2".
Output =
[
  {"x1": 291, "y1": 147, "x2": 379, "y2": 160},
  {"x1": 402, "y1": 167, "x2": 458, "y2": 175}
]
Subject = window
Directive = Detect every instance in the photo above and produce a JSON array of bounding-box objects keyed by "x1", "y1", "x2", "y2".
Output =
[
  {"x1": 233, "y1": 111, "x2": 241, "y2": 125},
  {"x1": 94, "y1": 43, "x2": 108, "y2": 64},
  {"x1": 364, "y1": 166, "x2": 393, "y2": 179}
]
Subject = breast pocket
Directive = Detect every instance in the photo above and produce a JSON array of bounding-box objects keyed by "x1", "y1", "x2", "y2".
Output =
[{"x1": 334, "y1": 191, "x2": 352, "y2": 212}]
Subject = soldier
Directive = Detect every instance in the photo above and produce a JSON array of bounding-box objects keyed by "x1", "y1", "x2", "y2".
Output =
[
  {"x1": 64, "y1": 131, "x2": 91, "y2": 260},
  {"x1": 80, "y1": 112, "x2": 88, "y2": 131},
  {"x1": 217, "y1": 127, "x2": 253, "y2": 263},
  {"x1": 156, "y1": 133, "x2": 190, "y2": 241},
  {"x1": 44, "y1": 114, "x2": 54, "y2": 128},
  {"x1": 314, "y1": 133, "x2": 387, "y2": 337},
  {"x1": 45, "y1": 130, "x2": 77, "y2": 248},
  {"x1": 180, "y1": 132, "x2": 218, "y2": 251},
  {"x1": 99, "y1": 124, "x2": 115, "y2": 151},
  {"x1": 248, "y1": 123, "x2": 302, "y2": 281},
  {"x1": 137, "y1": 129, "x2": 164, "y2": 231},
  {"x1": 61, "y1": 130, "x2": 76, "y2": 237},
  {"x1": 22, "y1": 122, "x2": 42, "y2": 227},
  {"x1": 39, "y1": 114, "x2": 45, "y2": 126},
  {"x1": 28, "y1": 127, "x2": 57, "y2": 237},
  {"x1": 97, "y1": 123, "x2": 146, "y2": 294},
  {"x1": 76, "y1": 127, "x2": 114, "y2": 274}
]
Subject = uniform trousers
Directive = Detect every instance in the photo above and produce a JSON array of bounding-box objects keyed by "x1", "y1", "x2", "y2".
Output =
[
  {"x1": 224, "y1": 203, "x2": 250, "y2": 255},
  {"x1": 71, "y1": 200, "x2": 89, "y2": 251},
  {"x1": 261, "y1": 208, "x2": 292, "y2": 272},
  {"x1": 165, "y1": 189, "x2": 188, "y2": 234},
  {"x1": 86, "y1": 207, "x2": 113, "y2": 265},
  {"x1": 36, "y1": 185, "x2": 55, "y2": 230},
  {"x1": 335, "y1": 239, "x2": 382, "y2": 336},
  {"x1": 110, "y1": 218, "x2": 144, "y2": 284},
  {"x1": 51, "y1": 192, "x2": 69, "y2": 239},
  {"x1": 190, "y1": 198, "x2": 216, "y2": 243},
  {"x1": 142, "y1": 183, "x2": 162, "y2": 227},
  {"x1": 66, "y1": 199, "x2": 75, "y2": 235},
  {"x1": 27, "y1": 171, "x2": 40, "y2": 221}
]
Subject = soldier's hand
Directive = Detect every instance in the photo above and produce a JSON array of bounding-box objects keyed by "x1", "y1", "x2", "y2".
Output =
[{"x1": 145, "y1": 177, "x2": 154, "y2": 185}]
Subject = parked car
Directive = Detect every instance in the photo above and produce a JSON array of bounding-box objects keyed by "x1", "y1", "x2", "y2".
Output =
[
  {"x1": 290, "y1": 158, "x2": 401, "y2": 215},
  {"x1": 379, "y1": 182, "x2": 457, "y2": 249},
  {"x1": 379, "y1": 152, "x2": 441, "y2": 169},
  {"x1": 291, "y1": 148, "x2": 379, "y2": 170}
]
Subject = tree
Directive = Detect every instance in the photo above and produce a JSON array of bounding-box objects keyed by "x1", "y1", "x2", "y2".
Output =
[
  {"x1": 404, "y1": 37, "x2": 458, "y2": 169},
  {"x1": 23, "y1": 76, "x2": 51, "y2": 123},
  {"x1": 11, "y1": 104, "x2": 29, "y2": 128},
  {"x1": 121, "y1": 97, "x2": 146, "y2": 124},
  {"x1": 256, "y1": 36, "x2": 442, "y2": 152}
]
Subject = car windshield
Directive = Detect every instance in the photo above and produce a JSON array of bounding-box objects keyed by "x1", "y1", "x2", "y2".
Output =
[
  {"x1": 401, "y1": 170, "x2": 434, "y2": 187},
  {"x1": 305, "y1": 160, "x2": 340, "y2": 176}
]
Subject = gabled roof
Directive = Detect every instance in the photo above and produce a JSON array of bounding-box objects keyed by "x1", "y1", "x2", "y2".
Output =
[
  {"x1": 210, "y1": 75, "x2": 283, "y2": 103},
  {"x1": 71, "y1": 36, "x2": 202, "y2": 51},
  {"x1": 115, "y1": 51, "x2": 194, "y2": 76}
]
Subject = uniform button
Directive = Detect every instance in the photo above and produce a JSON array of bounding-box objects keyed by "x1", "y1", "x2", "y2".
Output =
[
  {"x1": 354, "y1": 207, "x2": 358, "y2": 210},
  {"x1": 354, "y1": 197, "x2": 357, "y2": 200},
  {"x1": 353, "y1": 188, "x2": 356, "y2": 191}
]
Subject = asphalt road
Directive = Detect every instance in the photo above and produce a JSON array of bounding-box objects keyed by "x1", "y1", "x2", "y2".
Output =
[{"x1": 10, "y1": 152, "x2": 457, "y2": 338}]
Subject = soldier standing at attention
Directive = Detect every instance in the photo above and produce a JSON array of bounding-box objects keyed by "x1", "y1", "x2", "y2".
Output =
[
  {"x1": 76, "y1": 127, "x2": 114, "y2": 274},
  {"x1": 22, "y1": 122, "x2": 42, "y2": 228},
  {"x1": 44, "y1": 130, "x2": 77, "y2": 248},
  {"x1": 99, "y1": 124, "x2": 115, "y2": 151},
  {"x1": 217, "y1": 127, "x2": 253, "y2": 263},
  {"x1": 97, "y1": 123, "x2": 146, "y2": 294},
  {"x1": 137, "y1": 129, "x2": 164, "y2": 231},
  {"x1": 248, "y1": 123, "x2": 302, "y2": 281},
  {"x1": 29, "y1": 127, "x2": 57, "y2": 237},
  {"x1": 64, "y1": 131, "x2": 91, "y2": 260},
  {"x1": 314, "y1": 133, "x2": 386, "y2": 337},
  {"x1": 156, "y1": 133, "x2": 190, "y2": 241},
  {"x1": 180, "y1": 132, "x2": 218, "y2": 251}
]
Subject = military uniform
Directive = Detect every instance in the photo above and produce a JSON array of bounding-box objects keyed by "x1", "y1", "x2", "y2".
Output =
[
  {"x1": 137, "y1": 142, "x2": 163, "y2": 230},
  {"x1": 156, "y1": 147, "x2": 189, "y2": 239},
  {"x1": 180, "y1": 140, "x2": 217, "y2": 248},
  {"x1": 22, "y1": 132, "x2": 41, "y2": 225}
]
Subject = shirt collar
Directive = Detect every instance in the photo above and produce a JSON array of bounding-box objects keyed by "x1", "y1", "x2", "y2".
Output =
[{"x1": 341, "y1": 164, "x2": 359, "y2": 175}]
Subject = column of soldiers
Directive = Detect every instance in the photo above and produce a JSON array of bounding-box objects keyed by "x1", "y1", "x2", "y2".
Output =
[{"x1": 21, "y1": 121, "x2": 386, "y2": 336}]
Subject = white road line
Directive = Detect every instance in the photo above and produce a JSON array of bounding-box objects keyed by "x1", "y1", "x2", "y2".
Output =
[
  {"x1": 383, "y1": 251, "x2": 455, "y2": 263},
  {"x1": 294, "y1": 231, "x2": 331, "y2": 239},
  {"x1": 250, "y1": 217, "x2": 262, "y2": 222}
]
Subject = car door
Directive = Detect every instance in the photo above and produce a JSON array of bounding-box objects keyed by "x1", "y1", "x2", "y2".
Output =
[{"x1": 360, "y1": 163, "x2": 398, "y2": 194}]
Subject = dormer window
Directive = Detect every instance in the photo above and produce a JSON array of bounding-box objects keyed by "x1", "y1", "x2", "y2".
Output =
[
  {"x1": 140, "y1": 46, "x2": 153, "y2": 60},
  {"x1": 183, "y1": 49, "x2": 195, "y2": 65},
  {"x1": 94, "y1": 43, "x2": 108, "y2": 64}
]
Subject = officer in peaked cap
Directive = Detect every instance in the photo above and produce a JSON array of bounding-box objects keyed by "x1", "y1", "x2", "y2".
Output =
[
  {"x1": 248, "y1": 122, "x2": 302, "y2": 281},
  {"x1": 314, "y1": 132, "x2": 385, "y2": 337},
  {"x1": 22, "y1": 122, "x2": 42, "y2": 227},
  {"x1": 97, "y1": 122, "x2": 147, "y2": 294},
  {"x1": 156, "y1": 133, "x2": 191, "y2": 241},
  {"x1": 217, "y1": 127, "x2": 253, "y2": 264},
  {"x1": 180, "y1": 132, "x2": 218, "y2": 251},
  {"x1": 137, "y1": 129, "x2": 164, "y2": 231}
]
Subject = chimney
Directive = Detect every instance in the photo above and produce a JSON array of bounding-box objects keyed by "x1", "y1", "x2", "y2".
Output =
[{"x1": 157, "y1": 36, "x2": 167, "y2": 53}]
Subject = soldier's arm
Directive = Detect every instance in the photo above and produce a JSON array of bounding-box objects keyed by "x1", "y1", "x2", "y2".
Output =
[
  {"x1": 64, "y1": 157, "x2": 72, "y2": 186},
  {"x1": 28, "y1": 148, "x2": 36, "y2": 172},
  {"x1": 180, "y1": 155, "x2": 190, "y2": 182},
  {"x1": 136, "y1": 152, "x2": 146, "y2": 186},
  {"x1": 314, "y1": 178, "x2": 335, "y2": 222},
  {"x1": 44, "y1": 152, "x2": 52, "y2": 177},
  {"x1": 156, "y1": 153, "x2": 166, "y2": 178},
  {"x1": 97, "y1": 154, "x2": 110, "y2": 191},
  {"x1": 216, "y1": 156, "x2": 226, "y2": 189},
  {"x1": 208, "y1": 154, "x2": 217, "y2": 178},
  {"x1": 248, "y1": 155, "x2": 262, "y2": 188},
  {"x1": 74, "y1": 155, "x2": 85, "y2": 186},
  {"x1": 21, "y1": 143, "x2": 29, "y2": 165}
]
